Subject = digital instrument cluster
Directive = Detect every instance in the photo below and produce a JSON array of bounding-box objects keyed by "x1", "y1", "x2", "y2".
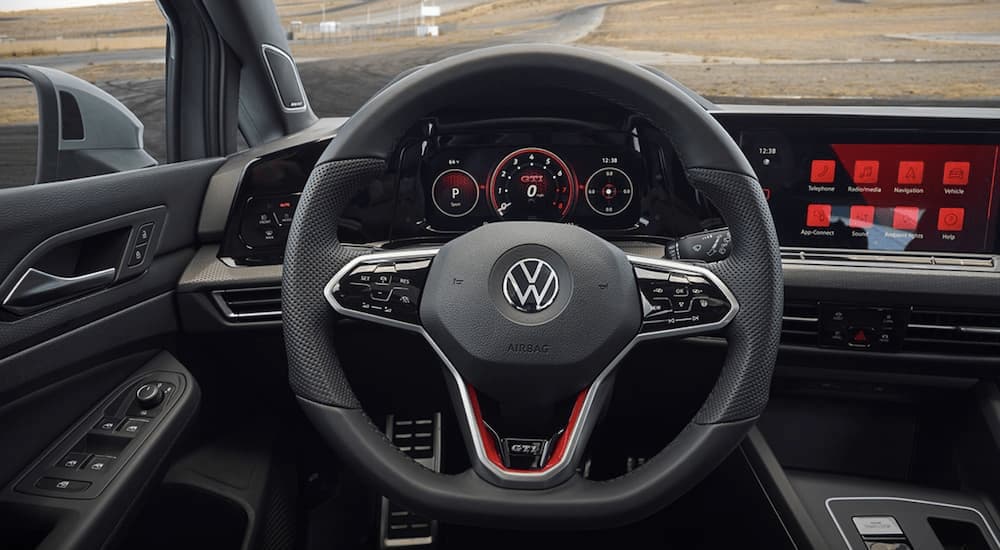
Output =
[{"x1": 421, "y1": 137, "x2": 644, "y2": 232}]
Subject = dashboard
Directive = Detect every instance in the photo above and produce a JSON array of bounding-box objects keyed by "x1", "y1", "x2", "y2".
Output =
[{"x1": 197, "y1": 103, "x2": 1000, "y2": 366}]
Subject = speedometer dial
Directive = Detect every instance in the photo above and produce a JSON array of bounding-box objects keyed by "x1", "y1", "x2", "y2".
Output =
[
  {"x1": 488, "y1": 148, "x2": 575, "y2": 220},
  {"x1": 585, "y1": 167, "x2": 634, "y2": 216}
]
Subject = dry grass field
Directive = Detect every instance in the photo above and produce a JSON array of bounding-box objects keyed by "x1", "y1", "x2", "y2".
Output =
[{"x1": 0, "y1": 0, "x2": 997, "y2": 171}]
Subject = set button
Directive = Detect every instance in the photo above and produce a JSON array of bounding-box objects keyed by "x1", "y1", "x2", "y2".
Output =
[{"x1": 336, "y1": 259, "x2": 431, "y2": 324}]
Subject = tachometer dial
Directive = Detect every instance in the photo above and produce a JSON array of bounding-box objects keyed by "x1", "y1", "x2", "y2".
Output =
[
  {"x1": 585, "y1": 167, "x2": 634, "y2": 216},
  {"x1": 432, "y1": 169, "x2": 480, "y2": 217},
  {"x1": 488, "y1": 148, "x2": 575, "y2": 220}
]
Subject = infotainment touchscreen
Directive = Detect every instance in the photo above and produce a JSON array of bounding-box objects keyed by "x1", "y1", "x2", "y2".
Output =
[{"x1": 741, "y1": 131, "x2": 1000, "y2": 253}]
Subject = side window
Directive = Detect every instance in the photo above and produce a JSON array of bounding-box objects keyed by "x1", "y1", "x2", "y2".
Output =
[
  {"x1": 0, "y1": 1, "x2": 168, "y2": 186},
  {"x1": 0, "y1": 77, "x2": 38, "y2": 189}
]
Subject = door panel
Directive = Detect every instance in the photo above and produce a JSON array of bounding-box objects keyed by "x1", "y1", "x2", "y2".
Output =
[
  {"x1": 0, "y1": 159, "x2": 223, "y2": 357},
  {"x1": 0, "y1": 159, "x2": 222, "y2": 549}
]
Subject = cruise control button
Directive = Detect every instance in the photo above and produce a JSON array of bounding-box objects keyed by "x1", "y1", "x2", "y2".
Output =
[
  {"x1": 392, "y1": 286, "x2": 418, "y2": 309},
  {"x1": 673, "y1": 298, "x2": 692, "y2": 312}
]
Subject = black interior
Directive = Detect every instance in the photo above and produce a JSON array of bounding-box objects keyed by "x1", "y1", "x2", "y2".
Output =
[{"x1": 2, "y1": 2, "x2": 1000, "y2": 549}]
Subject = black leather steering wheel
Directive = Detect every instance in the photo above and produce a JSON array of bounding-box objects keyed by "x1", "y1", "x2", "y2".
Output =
[{"x1": 283, "y1": 44, "x2": 782, "y2": 529}]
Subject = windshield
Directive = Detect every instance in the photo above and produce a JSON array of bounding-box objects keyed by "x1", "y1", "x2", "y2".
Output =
[
  {"x1": 1, "y1": 0, "x2": 997, "y2": 124},
  {"x1": 282, "y1": 0, "x2": 1000, "y2": 115}
]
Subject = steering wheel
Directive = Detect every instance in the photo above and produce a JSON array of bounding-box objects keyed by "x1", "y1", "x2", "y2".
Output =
[{"x1": 283, "y1": 44, "x2": 782, "y2": 529}]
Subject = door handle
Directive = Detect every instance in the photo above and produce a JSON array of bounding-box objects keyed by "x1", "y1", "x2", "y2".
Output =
[{"x1": 3, "y1": 267, "x2": 116, "y2": 313}]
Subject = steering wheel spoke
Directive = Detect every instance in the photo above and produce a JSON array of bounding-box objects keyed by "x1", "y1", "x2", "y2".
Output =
[
  {"x1": 285, "y1": 45, "x2": 782, "y2": 527},
  {"x1": 630, "y1": 256, "x2": 739, "y2": 340},
  {"x1": 325, "y1": 248, "x2": 439, "y2": 329}
]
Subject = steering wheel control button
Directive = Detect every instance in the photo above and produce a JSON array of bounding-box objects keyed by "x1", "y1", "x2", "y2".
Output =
[
  {"x1": 35, "y1": 477, "x2": 91, "y2": 493},
  {"x1": 330, "y1": 253, "x2": 435, "y2": 326},
  {"x1": 634, "y1": 262, "x2": 736, "y2": 335},
  {"x1": 501, "y1": 438, "x2": 550, "y2": 470}
]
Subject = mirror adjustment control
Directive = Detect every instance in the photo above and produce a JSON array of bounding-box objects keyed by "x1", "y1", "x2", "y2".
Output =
[{"x1": 135, "y1": 383, "x2": 164, "y2": 409}]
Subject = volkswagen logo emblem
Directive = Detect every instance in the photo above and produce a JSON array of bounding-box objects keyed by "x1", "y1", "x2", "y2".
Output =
[{"x1": 503, "y1": 258, "x2": 559, "y2": 313}]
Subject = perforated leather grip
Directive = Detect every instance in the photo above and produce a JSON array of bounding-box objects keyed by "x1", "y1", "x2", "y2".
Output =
[
  {"x1": 688, "y1": 168, "x2": 784, "y2": 424},
  {"x1": 282, "y1": 158, "x2": 385, "y2": 407}
]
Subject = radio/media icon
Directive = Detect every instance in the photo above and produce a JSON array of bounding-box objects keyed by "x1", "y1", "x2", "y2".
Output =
[
  {"x1": 892, "y1": 206, "x2": 920, "y2": 231},
  {"x1": 806, "y1": 204, "x2": 832, "y2": 227},
  {"x1": 942, "y1": 161, "x2": 970, "y2": 186},
  {"x1": 897, "y1": 161, "x2": 924, "y2": 185},
  {"x1": 810, "y1": 159, "x2": 836, "y2": 184},
  {"x1": 938, "y1": 208, "x2": 965, "y2": 232},
  {"x1": 853, "y1": 160, "x2": 880, "y2": 184}
]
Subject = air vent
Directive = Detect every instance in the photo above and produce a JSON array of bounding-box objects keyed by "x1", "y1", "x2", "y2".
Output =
[
  {"x1": 211, "y1": 287, "x2": 281, "y2": 322},
  {"x1": 782, "y1": 301, "x2": 819, "y2": 346},
  {"x1": 905, "y1": 308, "x2": 1000, "y2": 355}
]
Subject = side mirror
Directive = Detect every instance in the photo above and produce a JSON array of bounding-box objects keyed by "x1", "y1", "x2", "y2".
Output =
[{"x1": 0, "y1": 64, "x2": 157, "y2": 184}]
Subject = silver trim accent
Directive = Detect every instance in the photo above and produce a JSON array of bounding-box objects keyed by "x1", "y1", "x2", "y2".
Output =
[
  {"x1": 781, "y1": 247, "x2": 996, "y2": 272},
  {"x1": 783, "y1": 315, "x2": 819, "y2": 324},
  {"x1": 2, "y1": 267, "x2": 116, "y2": 306},
  {"x1": 323, "y1": 249, "x2": 739, "y2": 484},
  {"x1": 909, "y1": 323, "x2": 1000, "y2": 336},
  {"x1": 825, "y1": 496, "x2": 1000, "y2": 550},
  {"x1": 211, "y1": 286, "x2": 282, "y2": 321},
  {"x1": 260, "y1": 44, "x2": 309, "y2": 113}
]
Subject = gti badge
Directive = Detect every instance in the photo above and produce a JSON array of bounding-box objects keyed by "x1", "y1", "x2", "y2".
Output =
[{"x1": 503, "y1": 258, "x2": 559, "y2": 313}]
